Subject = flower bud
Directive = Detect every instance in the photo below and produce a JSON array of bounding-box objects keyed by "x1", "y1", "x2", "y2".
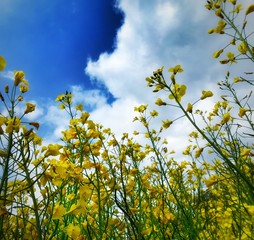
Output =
[{"x1": 4, "y1": 85, "x2": 9, "y2": 93}]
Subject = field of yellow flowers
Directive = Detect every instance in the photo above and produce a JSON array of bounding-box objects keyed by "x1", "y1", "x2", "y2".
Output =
[{"x1": 0, "y1": 1, "x2": 254, "y2": 239}]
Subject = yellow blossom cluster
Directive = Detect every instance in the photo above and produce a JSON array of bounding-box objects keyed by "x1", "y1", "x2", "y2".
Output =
[
  {"x1": 0, "y1": 0, "x2": 254, "y2": 239},
  {"x1": 206, "y1": 0, "x2": 254, "y2": 64}
]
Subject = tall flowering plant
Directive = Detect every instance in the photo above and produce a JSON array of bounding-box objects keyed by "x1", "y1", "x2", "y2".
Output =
[{"x1": 0, "y1": 0, "x2": 253, "y2": 239}]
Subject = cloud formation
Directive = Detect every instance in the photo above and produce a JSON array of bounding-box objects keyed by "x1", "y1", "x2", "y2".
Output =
[{"x1": 84, "y1": 0, "x2": 225, "y2": 140}]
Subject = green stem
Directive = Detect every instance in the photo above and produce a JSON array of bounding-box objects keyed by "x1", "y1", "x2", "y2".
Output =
[
  {"x1": 222, "y1": 9, "x2": 254, "y2": 62},
  {"x1": 21, "y1": 141, "x2": 43, "y2": 240},
  {"x1": 0, "y1": 133, "x2": 12, "y2": 239}
]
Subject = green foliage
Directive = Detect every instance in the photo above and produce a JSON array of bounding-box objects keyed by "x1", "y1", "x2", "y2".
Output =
[{"x1": 0, "y1": 1, "x2": 254, "y2": 239}]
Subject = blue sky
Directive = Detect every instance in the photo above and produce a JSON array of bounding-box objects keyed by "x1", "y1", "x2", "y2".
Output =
[
  {"x1": 1, "y1": 0, "x2": 252, "y2": 151},
  {"x1": 0, "y1": 0, "x2": 122, "y2": 101}
]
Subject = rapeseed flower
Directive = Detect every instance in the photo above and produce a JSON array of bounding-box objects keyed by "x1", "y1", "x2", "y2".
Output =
[
  {"x1": 155, "y1": 98, "x2": 167, "y2": 106},
  {"x1": 168, "y1": 64, "x2": 184, "y2": 74},
  {"x1": 52, "y1": 204, "x2": 66, "y2": 220},
  {"x1": 232, "y1": 4, "x2": 243, "y2": 13},
  {"x1": 246, "y1": 4, "x2": 254, "y2": 15},
  {"x1": 186, "y1": 103, "x2": 193, "y2": 113},
  {"x1": 14, "y1": 71, "x2": 25, "y2": 86},
  {"x1": 213, "y1": 49, "x2": 224, "y2": 58},
  {"x1": 0, "y1": 55, "x2": 6, "y2": 71},
  {"x1": 6, "y1": 117, "x2": 21, "y2": 133},
  {"x1": 221, "y1": 112, "x2": 231, "y2": 124},
  {"x1": 200, "y1": 90, "x2": 213, "y2": 100},
  {"x1": 24, "y1": 102, "x2": 36, "y2": 114},
  {"x1": 238, "y1": 107, "x2": 247, "y2": 117},
  {"x1": 238, "y1": 42, "x2": 247, "y2": 54},
  {"x1": 162, "y1": 119, "x2": 173, "y2": 129},
  {"x1": 45, "y1": 143, "x2": 62, "y2": 156}
]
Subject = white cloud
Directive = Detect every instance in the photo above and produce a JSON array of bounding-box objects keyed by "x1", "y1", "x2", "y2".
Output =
[
  {"x1": 40, "y1": 105, "x2": 69, "y2": 143},
  {"x1": 71, "y1": 85, "x2": 108, "y2": 110},
  {"x1": 86, "y1": 1, "x2": 182, "y2": 102},
  {"x1": 84, "y1": 0, "x2": 227, "y2": 148},
  {"x1": 0, "y1": 70, "x2": 14, "y2": 81},
  {"x1": 91, "y1": 97, "x2": 140, "y2": 138},
  {"x1": 154, "y1": 1, "x2": 178, "y2": 34},
  {"x1": 86, "y1": 0, "x2": 226, "y2": 100}
]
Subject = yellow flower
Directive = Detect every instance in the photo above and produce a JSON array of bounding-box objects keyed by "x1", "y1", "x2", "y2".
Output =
[
  {"x1": 6, "y1": 117, "x2": 21, "y2": 133},
  {"x1": 168, "y1": 64, "x2": 184, "y2": 74},
  {"x1": 246, "y1": 205, "x2": 254, "y2": 215},
  {"x1": 24, "y1": 102, "x2": 36, "y2": 114},
  {"x1": 52, "y1": 204, "x2": 66, "y2": 220},
  {"x1": 134, "y1": 104, "x2": 148, "y2": 113},
  {"x1": 238, "y1": 42, "x2": 247, "y2": 54},
  {"x1": 246, "y1": 4, "x2": 254, "y2": 15},
  {"x1": 178, "y1": 84, "x2": 186, "y2": 96},
  {"x1": 169, "y1": 84, "x2": 187, "y2": 102},
  {"x1": 220, "y1": 59, "x2": 230, "y2": 64},
  {"x1": 45, "y1": 144, "x2": 62, "y2": 157},
  {"x1": 0, "y1": 55, "x2": 6, "y2": 71},
  {"x1": 228, "y1": 0, "x2": 236, "y2": 5},
  {"x1": 205, "y1": 175, "x2": 219, "y2": 188},
  {"x1": 55, "y1": 94, "x2": 65, "y2": 101},
  {"x1": 33, "y1": 135, "x2": 42, "y2": 145},
  {"x1": 75, "y1": 103, "x2": 83, "y2": 111},
  {"x1": 214, "y1": 2, "x2": 221, "y2": 9},
  {"x1": 186, "y1": 103, "x2": 193, "y2": 113},
  {"x1": 241, "y1": 148, "x2": 251, "y2": 157},
  {"x1": 214, "y1": 20, "x2": 227, "y2": 34},
  {"x1": 20, "y1": 84, "x2": 29, "y2": 93},
  {"x1": 221, "y1": 112, "x2": 231, "y2": 124},
  {"x1": 189, "y1": 131, "x2": 198, "y2": 138},
  {"x1": 230, "y1": 38, "x2": 236, "y2": 45},
  {"x1": 130, "y1": 207, "x2": 138, "y2": 214},
  {"x1": 208, "y1": 28, "x2": 214, "y2": 34},
  {"x1": 164, "y1": 209, "x2": 175, "y2": 222},
  {"x1": 200, "y1": 90, "x2": 213, "y2": 100},
  {"x1": 65, "y1": 203, "x2": 84, "y2": 215},
  {"x1": 215, "y1": 8, "x2": 224, "y2": 18},
  {"x1": 155, "y1": 98, "x2": 167, "y2": 106},
  {"x1": 238, "y1": 107, "x2": 247, "y2": 117},
  {"x1": 80, "y1": 112, "x2": 90, "y2": 124},
  {"x1": 142, "y1": 227, "x2": 153, "y2": 236},
  {"x1": 162, "y1": 119, "x2": 173, "y2": 129},
  {"x1": 213, "y1": 49, "x2": 223, "y2": 58},
  {"x1": 153, "y1": 66, "x2": 164, "y2": 76},
  {"x1": 232, "y1": 4, "x2": 242, "y2": 13},
  {"x1": 14, "y1": 71, "x2": 25, "y2": 86},
  {"x1": 233, "y1": 77, "x2": 240, "y2": 83},
  {"x1": 146, "y1": 77, "x2": 154, "y2": 86},
  {"x1": 59, "y1": 103, "x2": 65, "y2": 109},
  {"x1": 226, "y1": 52, "x2": 236, "y2": 63},
  {"x1": 150, "y1": 110, "x2": 158, "y2": 117},
  {"x1": 195, "y1": 148, "x2": 204, "y2": 158}
]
